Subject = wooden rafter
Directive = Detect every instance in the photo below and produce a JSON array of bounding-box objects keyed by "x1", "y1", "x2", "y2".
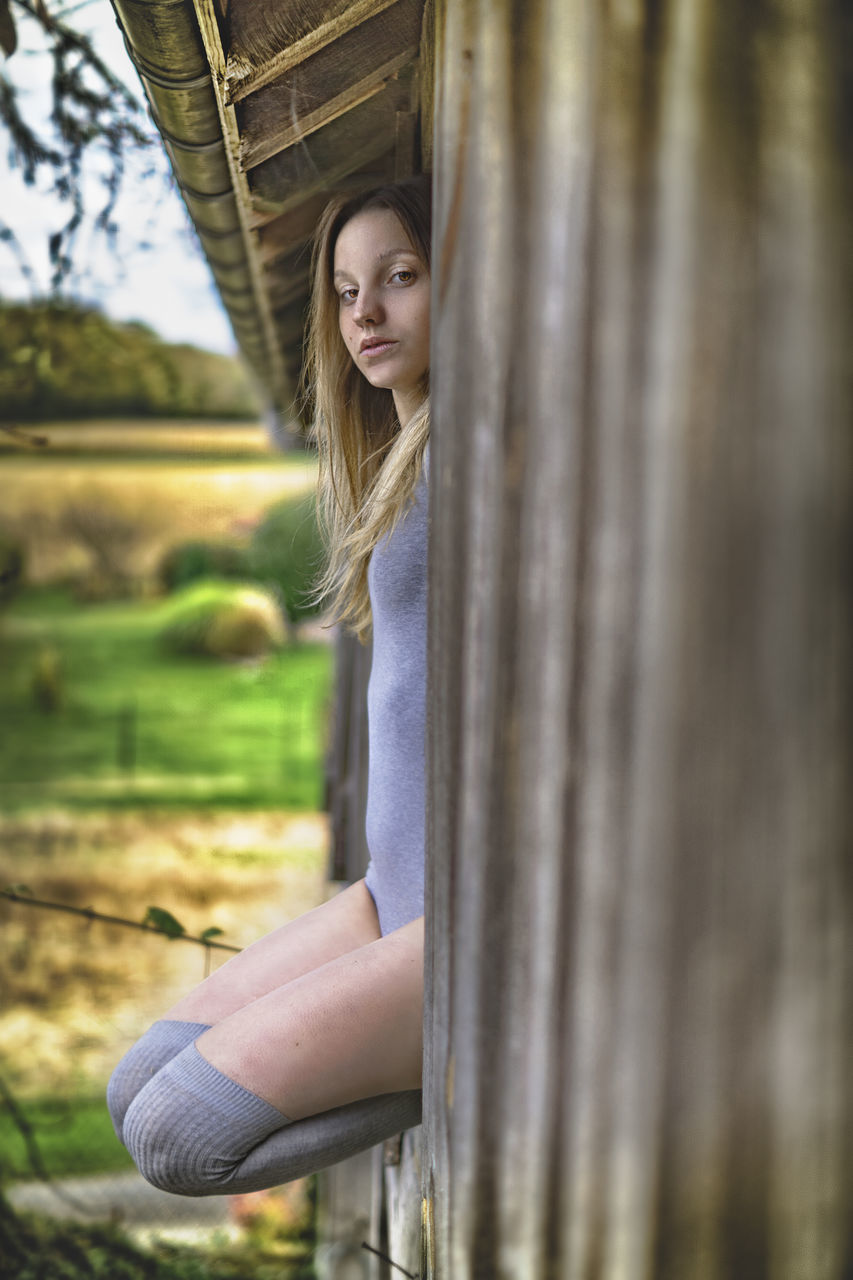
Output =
[
  {"x1": 239, "y1": 48, "x2": 417, "y2": 171},
  {"x1": 224, "y1": 0, "x2": 400, "y2": 103}
]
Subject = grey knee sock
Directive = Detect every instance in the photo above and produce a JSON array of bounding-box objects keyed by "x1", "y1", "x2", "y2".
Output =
[
  {"x1": 106, "y1": 1019, "x2": 210, "y2": 1142},
  {"x1": 123, "y1": 1042, "x2": 422, "y2": 1196}
]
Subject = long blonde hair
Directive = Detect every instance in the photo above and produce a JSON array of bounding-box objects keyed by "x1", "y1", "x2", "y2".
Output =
[{"x1": 304, "y1": 175, "x2": 431, "y2": 640}]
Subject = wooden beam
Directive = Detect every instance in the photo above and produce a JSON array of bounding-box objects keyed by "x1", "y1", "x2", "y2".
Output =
[
  {"x1": 247, "y1": 124, "x2": 398, "y2": 225},
  {"x1": 190, "y1": 0, "x2": 293, "y2": 411},
  {"x1": 225, "y1": 0, "x2": 401, "y2": 104},
  {"x1": 239, "y1": 49, "x2": 417, "y2": 172},
  {"x1": 255, "y1": 191, "x2": 331, "y2": 262}
]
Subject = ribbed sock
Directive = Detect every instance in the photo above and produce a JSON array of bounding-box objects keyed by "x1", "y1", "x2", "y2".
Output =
[
  {"x1": 123, "y1": 1042, "x2": 422, "y2": 1196},
  {"x1": 123, "y1": 1043, "x2": 290, "y2": 1193},
  {"x1": 106, "y1": 1019, "x2": 211, "y2": 1142}
]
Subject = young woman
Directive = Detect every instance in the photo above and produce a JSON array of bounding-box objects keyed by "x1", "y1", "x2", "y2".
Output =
[{"x1": 106, "y1": 174, "x2": 431, "y2": 1194}]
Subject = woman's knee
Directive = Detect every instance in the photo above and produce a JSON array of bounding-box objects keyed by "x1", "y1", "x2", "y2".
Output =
[
  {"x1": 122, "y1": 1080, "x2": 234, "y2": 1196},
  {"x1": 121, "y1": 1042, "x2": 288, "y2": 1197},
  {"x1": 106, "y1": 1020, "x2": 211, "y2": 1143}
]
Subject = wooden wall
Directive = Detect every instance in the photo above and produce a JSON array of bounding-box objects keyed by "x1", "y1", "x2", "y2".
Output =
[{"x1": 425, "y1": 1, "x2": 853, "y2": 1277}]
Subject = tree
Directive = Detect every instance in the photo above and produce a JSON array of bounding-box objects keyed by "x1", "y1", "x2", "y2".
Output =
[{"x1": 0, "y1": 0, "x2": 158, "y2": 291}]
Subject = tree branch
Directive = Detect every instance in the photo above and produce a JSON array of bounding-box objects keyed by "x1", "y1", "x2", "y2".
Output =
[{"x1": 0, "y1": 889, "x2": 241, "y2": 953}]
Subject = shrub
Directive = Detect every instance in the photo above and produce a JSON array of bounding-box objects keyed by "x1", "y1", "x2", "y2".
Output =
[
  {"x1": 159, "y1": 539, "x2": 252, "y2": 593},
  {"x1": 248, "y1": 495, "x2": 325, "y2": 625},
  {"x1": 159, "y1": 580, "x2": 286, "y2": 659},
  {"x1": 58, "y1": 488, "x2": 157, "y2": 598},
  {"x1": 30, "y1": 647, "x2": 63, "y2": 713}
]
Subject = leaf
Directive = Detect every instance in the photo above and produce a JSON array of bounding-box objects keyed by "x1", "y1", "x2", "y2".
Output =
[
  {"x1": 5, "y1": 884, "x2": 33, "y2": 897},
  {"x1": 143, "y1": 906, "x2": 186, "y2": 939},
  {"x1": 0, "y1": 0, "x2": 17, "y2": 58},
  {"x1": 200, "y1": 926, "x2": 224, "y2": 942}
]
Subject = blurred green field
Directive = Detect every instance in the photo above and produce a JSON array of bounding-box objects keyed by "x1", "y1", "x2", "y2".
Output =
[
  {"x1": 0, "y1": 422, "x2": 334, "y2": 1204},
  {"x1": 0, "y1": 1093, "x2": 132, "y2": 1180},
  {"x1": 1, "y1": 589, "x2": 333, "y2": 811}
]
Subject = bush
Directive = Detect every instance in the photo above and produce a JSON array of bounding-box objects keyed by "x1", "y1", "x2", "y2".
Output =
[
  {"x1": 159, "y1": 580, "x2": 286, "y2": 659},
  {"x1": 30, "y1": 647, "x2": 63, "y2": 713},
  {"x1": 248, "y1": 495, "x2": 325, "y2": 625},
  {"x1": 58, "y1": 488, "x2": 157, "y2": 598},
  {"x1": 159, "y1": 540, "x2": 252, "y2": 593},
  {"x1": 0, "y1": 1191, "x2": 316, "y2": 1279}
]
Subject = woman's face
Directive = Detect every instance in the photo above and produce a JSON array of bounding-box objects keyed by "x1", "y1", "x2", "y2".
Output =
[{"x1": 333, "y1": 206, "x2": 430, "y2": 424}]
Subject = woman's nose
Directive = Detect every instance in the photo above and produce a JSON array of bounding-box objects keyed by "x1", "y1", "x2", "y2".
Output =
[{"x1": 353, "y1": 287, "x2": 382, "y2": 325}]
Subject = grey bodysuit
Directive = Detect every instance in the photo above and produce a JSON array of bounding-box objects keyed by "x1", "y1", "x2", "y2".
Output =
[{"x1": 364, "y1": 456, "x2": 428, "y2": 935}]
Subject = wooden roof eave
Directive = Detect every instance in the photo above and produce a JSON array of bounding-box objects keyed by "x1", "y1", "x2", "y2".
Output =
[
  {"x1": 108, "y1": 0, "x2": 293, "y2": 413},
  {"x1": 109, "y1": 0, "x2": 432, "y2": 429}
]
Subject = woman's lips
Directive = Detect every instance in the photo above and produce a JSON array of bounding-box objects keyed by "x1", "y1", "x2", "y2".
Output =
[{"x1": 360, "y1": 339, "x2": 397, "y2": 357}]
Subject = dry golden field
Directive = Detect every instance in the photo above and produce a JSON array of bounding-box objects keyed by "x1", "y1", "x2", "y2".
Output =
[
  {"x1": 0, "y1": 810, "x2": 329, "y2": 1097},
  {"x1": 3, "y1": 421, "x2": 279, "y2": 456},
  {"x1": 1, "y1": 421, "x2": 316, "y2": 585},
  {"x1": 2, "y1": 420, "x2": 281, "y2": 456}
]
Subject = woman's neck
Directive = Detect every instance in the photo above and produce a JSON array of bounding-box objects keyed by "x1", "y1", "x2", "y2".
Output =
[{"x1": 393, "y1": 387, "x2": 422, "y2": 428}]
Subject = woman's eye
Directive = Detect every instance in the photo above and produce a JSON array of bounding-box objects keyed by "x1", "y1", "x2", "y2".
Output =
[
  {"x1": 392, "y1": 269, "x2": 415, "y2": 284},
  {"x1": 339, "y1": 287, "x2": 357, "y2": 304}
]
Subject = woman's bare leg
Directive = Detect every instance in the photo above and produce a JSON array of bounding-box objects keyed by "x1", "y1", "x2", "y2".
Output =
[
  {"x1": 107, "y1": 879, "x2": 383, "y2": 1139},
  {"x1": 164, "y1": 878, "x2": 382, "y2": 1025},
  {"x1": 120, "y1": 912, "x2": 425, "y2": 1195},
  {"x1": 195, "y1": 914, "x2": 424, "y2": 1119}
]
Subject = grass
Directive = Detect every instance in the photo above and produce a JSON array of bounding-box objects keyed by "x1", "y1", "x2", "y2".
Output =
[
  {"x1": 0, "y1": 810, "x2": 329, "y2": 1100},
  {"x1": 0, "y1": 1093, "x2": 133, "y2": 1181},
  {"x1": 0, "y1": 589, "x2": 333, "y2": 811},
  {"x1": 0, "y1": 1203, "x2": 316, "y2": 1280}
]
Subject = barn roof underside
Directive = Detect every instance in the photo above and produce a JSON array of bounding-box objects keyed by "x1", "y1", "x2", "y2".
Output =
[{"x1": 109, "y1": 0, "x2": 431, "y2": 433}]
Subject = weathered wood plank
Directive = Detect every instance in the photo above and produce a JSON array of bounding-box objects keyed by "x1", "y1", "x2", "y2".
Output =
[
  {"x1": 315, "y1": 1147, "x2": 379, "y2": 1280},
  {"x1": 225, "y1": 0, "x2": 405, "y2": 103},
  {"x1": 189, "y1": 0, "x2": 292, "y2": 410},
  {"x1": 236, "y1": 0, "x2": 422, "y2": 168},
  {"x1": 239, "y1": 51, "x2": 417, "y2": 172},
  {"x1": 247, "y1": 93, "x2": 403, "y2": 213},
  {"x1": 426, "y1": 1, "x2": 853, "y2": 1277},
  {"x1": 256, "y1": 191, "x2": 333, "y2": 263},
  {"x1": 383, "y1": 1130, "x2": 423, "y2": 1279},
  {"x1": 417, "y1": 0, "x2": 434, "y2": 172},
  {"x1": 326, "y1": 633, "x2": 372, "y2": 884}
]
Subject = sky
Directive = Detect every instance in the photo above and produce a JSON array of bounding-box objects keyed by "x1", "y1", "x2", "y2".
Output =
[{"x1": 0, "y1": 0, "x2": 236, "y2": 354}]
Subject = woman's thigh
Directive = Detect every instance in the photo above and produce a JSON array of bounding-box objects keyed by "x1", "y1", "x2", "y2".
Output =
[
  {"x1": 163, "y1": 878, "x2": 382, "y2": 1025},
  {"x1": 195, "y1": 915, "x2": 424, "y2": 1121}
]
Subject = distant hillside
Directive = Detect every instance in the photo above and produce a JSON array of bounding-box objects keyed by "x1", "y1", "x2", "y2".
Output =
[{"x1": 0, "y1": 299, "x2": 262, "y2": 421}]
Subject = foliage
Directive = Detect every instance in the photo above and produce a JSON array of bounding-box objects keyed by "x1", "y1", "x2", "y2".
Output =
[
  {"x1": 248, "y1": 495, "x2": 325, "y2": 625},
  {"x1": 57, "y1": 485, "x2": 159, "y2": 599},
  {"x1": 30, "y1": 645, "x2": 63, "y2": 712},
  {"x1": 159, "y1": 580, "x2": 286, "y2": 659},
  {"x1": 0, "y1": 301, "x2": 261, "y2": 421},
  {"x1": 0, "y1": 1192, "x2": 315, "y2": 1280},
  {"x1": 0, "y1": 0, "x2": 158, "y2": 291},
  {"x1": 159, "y1": 541, "x2": 252, "y2": 594},
  {"x1": 0, "y1": 589, "x2": 331, "y2": 810},
  {"x1": 0, "y1": 1093, "x2": 131, "y2": 1182}
]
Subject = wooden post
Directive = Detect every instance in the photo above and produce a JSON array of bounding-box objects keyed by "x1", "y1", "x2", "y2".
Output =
[
  {"x1": 425, "y1": 2, "x2": 852, "y2": 1277},
  {"x1": 326, "y1": 633, "x2": 372, "y2": 883}
]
